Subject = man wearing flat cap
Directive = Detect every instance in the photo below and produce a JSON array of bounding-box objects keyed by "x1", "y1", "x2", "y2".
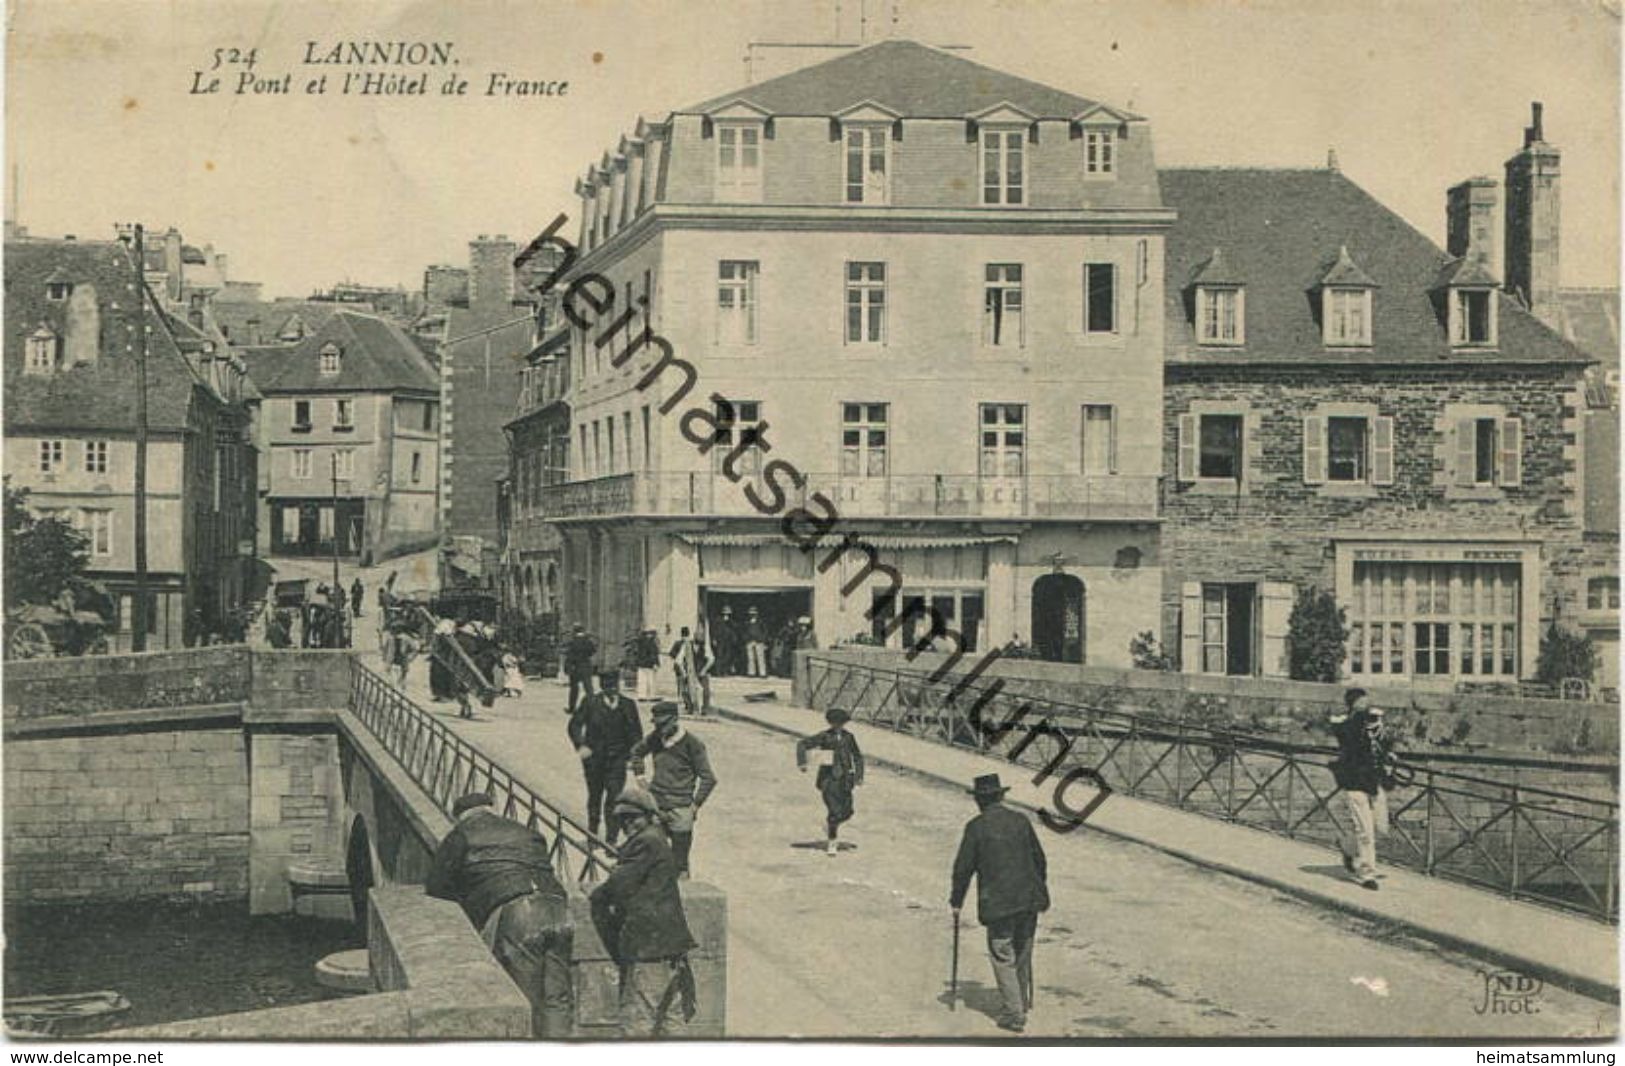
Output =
[
  {"x1": 949, "y1": 773, "x2": 1050, "y2": 1033},
  {"x1": 630, "y1": 701, "x2": 717, "y2": 879},
  {"x1": 796, "y1": 707, "x2": 865, "y2": 857},
  {"x1": 590, "y1": 785, "x2": 698, "y2": 1037},
  {"x1": 426, "y1": 791, "x2": 574, "y2": 1037},
  {"x1": 569, "y1": 669, "x2": 644, "y2": 844}
]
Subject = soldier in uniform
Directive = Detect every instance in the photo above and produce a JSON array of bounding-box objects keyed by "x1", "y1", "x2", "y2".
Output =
[
  {"x1": 569, "y1": 670, "x2": 644, "y2": 844},
  {"x1": 796, "y1": 707, "x2": 865, "y2": 856}
]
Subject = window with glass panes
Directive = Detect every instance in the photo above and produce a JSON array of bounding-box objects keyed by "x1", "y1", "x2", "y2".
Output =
[
  {"x1": 841, "y1": 404, "x2": 889, "y2": 477},
  {"x1": 984, "y1": 264, "x2": 1023, "y2": 347},
  {"x1": 845, "y1": 126, "x2": 888, "y2": 204},
  {"x1": 981, "y1": 130, "x2": 1024, "y2": 205},
  {"x1": 717, "y1": 124, "x2": 763, "y2": 200},
  {"x1": 1084, "y1": 263, "x2": 1116, "y2": 334},
  {"x1": 1327, "y1": 416, "x2": 1368, "y2": 482},
  {"x1": 872, "y1": 587, "x2": 985, "y2": 653},
  {"x1": 83, "y1": 440, "x2": 109, "y2": 475},
  {"x1": 1347, "y1": 562, "x2": 1520, "y2": 678},
  {"x1": 845, "y1": 263, "x2": 886, "y2": 344},
  {"x1": 1201, "y1": 585, "x2": 1228, "y2": 674},
  {"x1": 1197, "y1": 286, "x2": 1243, "y2": 344},
  {"x1": 713, "y1": 399, "x2": 764, "y2": 475},
  {"x1": 717, "y1": 261, "x2": 758, "y2": 344},
  {"x1": 1084, "y1": 129, "x2": 1114, "y2": 175},
  {"x1": 39, "y1": 440, "x2": 63, "y2": 474},
  {"x1": 979, "y1": 404, "x2": 1026, "y2": 478},
  {"x1": 1325, "y1": 288, "x2": 1371, "y2": 345},
  {"x1": 1587, "y1": 576, "x2": 1620, "y2": 611}
]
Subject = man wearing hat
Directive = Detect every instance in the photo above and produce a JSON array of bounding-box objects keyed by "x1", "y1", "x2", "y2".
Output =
[
  {"x1": 949, "y1": 773, "x2": 1050, "y2": 1033},
  {"x1": 563, "y1": 623, "x2": 599, "y2": 715},
  {"x1": 590, "y1": 786, "x2": 698, "y2": 1036},
  {"x1": 1329, "y1": 687, "x2": 1395, "y2": 890},
  {"x1": 569, "y1": 669, "x2": 645, "y2": 844},
  {"x1": 629, "y1": 702, "x2": 718, "y2": 878},
  {"x1": 796, "y1": 708, "x2": 865, "y2": 857},
  {"x1": 426, "y1": 792, "x2": 574, "y2": 1037}
]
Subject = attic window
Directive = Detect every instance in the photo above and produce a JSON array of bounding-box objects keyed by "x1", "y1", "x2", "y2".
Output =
[
  {"x1": 1324, "y1": 288, "x2": 1373, "y2": 346},
  {"x1": 46, "y1": 282, "x2": 72, "y2": 302},
  {"x1": 319, "y1": 343, "x2": 342, "y2": 376},
  {"x1": 716, "y1": 122, "x2": 764, "y2": 203},
  {"x1": 1083, "y1": 128, "x2": 1115, "y2": 176},
  {"x1": 1452, "y1": 289, "x2": 1496, "y2": 347},
  {"x1": 1196, "y1": 286, "x2": 1244, "y2": 346},
  {"x1": 26, "y1": 328, "x2": 59, "y2": 374}
]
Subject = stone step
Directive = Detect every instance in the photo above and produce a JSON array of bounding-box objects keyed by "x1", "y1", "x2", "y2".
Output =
[{"x1": 314, "y1": 949, "x2": 374, "y2": 994}]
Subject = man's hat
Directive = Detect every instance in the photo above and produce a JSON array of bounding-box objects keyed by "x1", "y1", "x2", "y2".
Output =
[
  {"x1": 968, "y1": 773, "x2": 1010, "y2": 799},
  {"x1": 797, "y1": 616, "x2": 811, "y2": 625},
  {"x1": 452, "y1": 791, "x2": 493, "y2": 817},
  {"x1": 652, "y1": 700, "x2": 681, "y2": 722},
  {"x1": 610, "y1": 784, "x2": 660, "y2": 819},
  {"x1": 599, "y1": 669, "x2": 621, "y2": 684},
  {"x1": 825, "y1": 707, "x2": 851, "y2": 726}
]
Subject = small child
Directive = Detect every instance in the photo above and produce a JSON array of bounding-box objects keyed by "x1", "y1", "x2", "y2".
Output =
[
  {"x1": 796, "y1": 708, "x2": 865, "y2": 856},
  {"x1": 501, "y1": 648, "x2": 524, "y2": 698}
]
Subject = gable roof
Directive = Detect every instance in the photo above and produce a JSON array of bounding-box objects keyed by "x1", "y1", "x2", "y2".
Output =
[
  {"x1": 1161, "y1": 168, "x2": 1593, "y2": 366},
  {"x1": 246, "y1": 309, "x2": 438, "y2": 395},
  {"x1": 682, "y1": 40, "x2": 1131, "y2": 121},
  {"x1": 212, "y1": 299, "x2": 349, "y2": 346},
  {"x1": 4, "y1": 239, "x2": 214, "y2": 433}
]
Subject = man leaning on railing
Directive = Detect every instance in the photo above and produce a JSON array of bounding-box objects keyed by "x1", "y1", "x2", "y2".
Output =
[{"x1": 1328, "y1": 687, "x2": 1399, "y2": 892}]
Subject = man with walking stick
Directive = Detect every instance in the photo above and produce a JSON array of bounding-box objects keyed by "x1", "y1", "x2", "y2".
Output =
[{"x1": 948, "y1": 773, "x2": 1049, "y2": 1033}]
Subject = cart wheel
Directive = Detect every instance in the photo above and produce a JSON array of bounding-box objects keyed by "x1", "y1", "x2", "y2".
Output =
[{"x1": 8, "y1": 623, "x2": 54, "y2": 660}]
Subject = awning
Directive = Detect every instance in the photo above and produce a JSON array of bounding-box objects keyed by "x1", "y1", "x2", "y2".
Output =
[{"x1": 677, "y1": 533, "x2": 1016, "y2": 550}]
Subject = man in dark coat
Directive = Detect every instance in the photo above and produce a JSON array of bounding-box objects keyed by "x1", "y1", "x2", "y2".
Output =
[
  {"x1": 630, "y1": 702, "x2": 717, "y2": 878},
  {"x1": 949, "y1": 773, "x2": 1050, "y2": 1033},
  {"x1": 350, "y1": 577, "x2": 365, "y2": 618},
  {"x1": 711, "y1": 605, "x2": 741, "y2": 677},
  {"x1": 569, "y1": 670, "x2": 644, "y2": 844},
  {"x1": 426, "y1": 792, "x2": 574, "y2": 1037},
  {"x1": 590, "y1": 786, "x2": 698, "y2": 1037},
  {"x1": 1330, "y1": 687, "x2": 1395, "y2": 890},
  {"x1": 796, "y1": 707, "x2": 865, "y2": 856},
  {"x1": 563, "y1": 623, "x2": 598, "y2": 715}
]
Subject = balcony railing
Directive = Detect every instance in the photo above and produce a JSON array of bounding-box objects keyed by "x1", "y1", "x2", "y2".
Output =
[{"x1": 538, "y1": 470, "x2": 1160, "y2": 521}]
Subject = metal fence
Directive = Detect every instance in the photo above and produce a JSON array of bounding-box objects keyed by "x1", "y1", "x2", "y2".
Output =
[
  {"x1": 348, "y1": 660, "x2": 618, "y2": 883},
  {"x1": 805, "y1": 656, "x2": 1619, "y2": 922}
]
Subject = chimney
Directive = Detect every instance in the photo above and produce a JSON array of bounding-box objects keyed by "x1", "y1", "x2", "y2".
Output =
[
  {"x1": 468, "y1": 234, "x2": 517, "y2": 312},
  {"x1": 1447, "y1": 176, "x2": 1498, "y2": 273},
  {"x1": 1505, "y1": 101, "x2": 1561, "y2": 328},
  {"x1": 163, "y1": 227, "x2": 183, "y2": 301}
]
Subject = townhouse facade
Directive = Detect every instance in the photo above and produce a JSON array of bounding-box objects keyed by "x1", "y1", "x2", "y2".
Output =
[
  {"x1": 538, "y1": 40, "x2": 1169, "y2": 664},
  {"x1": 4, "y1": 234, "x2": 258, "y2": 648},
  {"x1": 247, "y1": 310, "x2": 441, "y2": 562},
  {"x1": 1157, "y1": 106, "x2": 1595, "y2": 685},
  {"x1": 504, "y1": 328, "x2": 571, "y2": 618}
]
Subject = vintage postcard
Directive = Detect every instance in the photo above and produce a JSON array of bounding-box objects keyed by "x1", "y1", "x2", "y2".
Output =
[{"x1": 1, "y1": 0, "x2": 1620, "y2": 1052}]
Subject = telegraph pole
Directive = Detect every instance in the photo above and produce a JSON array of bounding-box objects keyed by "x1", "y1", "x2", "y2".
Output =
[
  {"x1": 330, "y1": 452, "x2": 342, "y2": 593},
  {"x1": 125, "y1": 223, "x2": 151, "y2": 652}
]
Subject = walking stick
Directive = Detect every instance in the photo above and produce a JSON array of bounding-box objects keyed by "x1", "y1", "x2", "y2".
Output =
[{"x1": 949, "y1": 909, "x2": 961, "y2": 1012}]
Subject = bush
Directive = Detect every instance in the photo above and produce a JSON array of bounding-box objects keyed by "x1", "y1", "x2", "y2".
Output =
[
  {"x1": 1129, "y1": 630, "x2": 1175, "y2": 671},
  {"x1": 1535, "y1": 622, "x2": 1597, "y2": 687},
  {"x1": 1287, "y1": 585, "x2": 1349, "y2": 683}
]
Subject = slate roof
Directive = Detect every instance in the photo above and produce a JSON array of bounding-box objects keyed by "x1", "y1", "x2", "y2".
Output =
[
  {"x1": 245, "y1": 309, "x2": 438, "y2": 395},
  {"x1": 4, "y1": 239, "x2": 214, "y2": 433},
  {"x1": 1556, "y1": 289, "x2": 1619, "y2": 406},
  {"x1": 1161, "y1": 168, "x2": 1593, "y2": 366},
  {"x1": 683, "y1": 39, "x2": 1127, "y2": 121},
  {"x1": 212, "y1": 299, "x2": 349, "y2": 346}
]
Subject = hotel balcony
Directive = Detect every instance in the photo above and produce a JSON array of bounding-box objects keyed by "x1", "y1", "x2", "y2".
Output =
[{"x1": 537, "y1": 470, "x2": 1160, "y2": 522}]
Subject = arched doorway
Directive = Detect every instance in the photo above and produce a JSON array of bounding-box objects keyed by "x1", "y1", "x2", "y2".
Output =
[{"x1": 1031, "y1": 573, "x2": 1085, "y2": 664}]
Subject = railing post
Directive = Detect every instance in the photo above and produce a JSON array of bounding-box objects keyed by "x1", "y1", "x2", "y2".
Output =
[
  {"x1": 1424, "y1": 768, "x2": 1436, "y2": 875},
  {"x1": 1172, "y1": 728, "x2": 1185, "y2": 807},
  {"x1": 1226, "y1": 736, "x2": 1238, "y2": 820},
  {"x1": 1508, "y1": 784, "x2": 1521, "y2": 899},
  {"x1": 1284, "y1": 748, "x2": 1296, "y2": 838},
  {"x1": 1607, "y1": 821, "x2": 1618, "y2": 921}
]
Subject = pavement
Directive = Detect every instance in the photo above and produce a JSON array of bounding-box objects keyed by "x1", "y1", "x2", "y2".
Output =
[{"x1": 371, "y1": 658, "x2": 1620, "y2": 1039}]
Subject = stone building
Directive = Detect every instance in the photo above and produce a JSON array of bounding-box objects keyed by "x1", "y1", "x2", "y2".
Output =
[
  {"x1": 4, "y1": 234, "x2": 258, "y2": 648},
  {"x1": 1158, "y1": 110, "x2": 1593, "y2": 684},
  {"x1": 248, "y1": 310, "x2": 440, "y2": 563},
  {"x1": 537, "y1": 40, "x2": 1169, "y2": 663}
]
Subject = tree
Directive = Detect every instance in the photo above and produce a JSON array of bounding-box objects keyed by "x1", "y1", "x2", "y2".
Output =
[
  {"x1": 1287, "y1": 584, "x2": 1349, "y2": 683},
  {"x1": 1130, "y1": 630, "x2": 1176, "y2": 671},
  {"x1": 1535, "y1": 622, "x2": 1597, "y2": 687},
  {"x1": 4, "y1": 481, "x2": 91, "y2": 610}
]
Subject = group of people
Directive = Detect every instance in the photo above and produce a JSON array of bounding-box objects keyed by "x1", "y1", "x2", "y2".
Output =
[{"x1": 706, "y1": 607, "x2": 818, "y2": 680}]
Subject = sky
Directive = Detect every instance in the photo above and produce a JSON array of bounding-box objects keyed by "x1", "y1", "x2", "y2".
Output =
[{"x1": 4, "y1": 0, "x2": 1619, "y2": 298}]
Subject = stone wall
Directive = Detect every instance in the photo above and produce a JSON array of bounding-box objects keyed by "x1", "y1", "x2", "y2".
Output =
[
  {"x1": 3, "y1": 646, "x2": 250, "y2": 721},
  {"x1": 249, "y1": 730, "x2": 345, "y2": 914}
]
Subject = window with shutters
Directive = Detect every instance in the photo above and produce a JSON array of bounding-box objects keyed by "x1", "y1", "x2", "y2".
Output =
[
  {"x1": 1443, "y1": 407, "x2": 1521, "y2": 492},
  {"x1": 1303, "y1": 407, "x2": 1394, "y2": 488},
  {"x1": 1177, "y1": 406, "x2": 1253, "y2": 489}
]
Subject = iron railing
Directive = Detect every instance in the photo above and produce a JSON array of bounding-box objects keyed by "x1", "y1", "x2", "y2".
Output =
[
  {"x1": 805, "y1": 655, "x2": 1620, "y2": 922},
  {"x1": 348, "y1": 660, "x2": 618, "y2": 883}
]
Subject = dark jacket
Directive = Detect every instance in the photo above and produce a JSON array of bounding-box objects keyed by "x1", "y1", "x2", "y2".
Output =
[
  {"x1": 796, "y1": 727, "x2": 865, "y2": 789},
  {"x1": 949, "y1": 802, "x2": 1050, "y2": 926},
  {"x1": 630, "y1": 730, "x2": 718, "y2": 811},
  {"x1": 569, "y1": 691, "x2": 643, "y2": 764},
  {"x1": 425, "y1": 809, "x2": 565, "y2": 929},
  {"x1": 590, "y1": 822, "x2": 697, "y2": 962},
  {"x1": 1331, "y1": 711, "x2": 1394, "y2": 795},
  {"x1": 563, "y1": 633, "x2": 598, "y2": 677},
  {"x1": 633, "y1": 632, "x2": 662, "y2": 669}
]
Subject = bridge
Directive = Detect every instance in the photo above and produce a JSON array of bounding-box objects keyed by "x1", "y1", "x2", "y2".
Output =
[{"x1": 2, "y1": 646, "x2": 1618, "y2": 1039}]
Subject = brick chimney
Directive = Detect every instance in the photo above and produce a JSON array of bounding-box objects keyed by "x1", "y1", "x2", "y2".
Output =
[
  {"x1": 1447, "y1": 176, "x2": 1498, "y2": 274},
  {"x1": 1504, "y1": 101, "x2": 1561, "y2": 328},
  {"x1": 468, "y1": 234, "x2": 517, "y2": 313}
]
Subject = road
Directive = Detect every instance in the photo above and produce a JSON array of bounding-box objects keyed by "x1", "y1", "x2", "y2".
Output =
[{"x1": 374, "y1": 654, "x2": 1616, "y2": 1039}]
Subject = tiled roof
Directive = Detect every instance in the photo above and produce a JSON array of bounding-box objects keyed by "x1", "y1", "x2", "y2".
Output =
[
  {"x1": 1161, "y1": 168, "x2": 1593, "y2": 366},
  {"x1": 1557, "y1": 288, "x2": 1619, "y2": 366},
  {"x1": 4, "y1": 239, "x2": 211, "y2": 433},
  {"x1": 683, "y1": 40, "x2": 1124, "y2": 121},
  {"x1": 245, "y1": 309, "x2": 438, "y2": 395},
  {"x1": 212, "y1": 299, "x2": 349, "y2": 346},
  {"x1": 1317, "y1": 245, "x2": 1378, "y2": 288}
]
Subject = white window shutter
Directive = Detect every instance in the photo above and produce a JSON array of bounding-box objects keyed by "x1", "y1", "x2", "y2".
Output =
[
  {"x1": 1177, "y1": 413, "x2": 1198, "y2": 482},
  {"x1": 1499, "y1": 416, "x2": 1523, "y2": 486},
  {"x1": 1179, "y1": 581, "x2": 1204, "y2": 672},
  {"x1": 1259, "y1": 582, "x2": 1296, "y2": 679},
  {"x1": 1454, "y1": 417, "x2": 1477, "y2": 486},
  {"x1": 1371, "y1": 416, "x2": 1396, "y2": 485},
  {"x1": 1302, "y1": 414, "x2": 1326, "y2": 484}
]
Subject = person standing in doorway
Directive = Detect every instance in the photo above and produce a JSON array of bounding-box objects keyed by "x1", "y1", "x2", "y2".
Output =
[
  {"x1": 569, "y1": 670, "x2": 644, "y2": 844},
  {"x1": 630, "y1": 702, "x2": 717, "y2": 879},
  {"x1": 563, "y1": 623, "x2": 598, "y2": 715},
  {"x1": 744, "y1": 607, "x2": 769, "y2": 679},
  {"x1": 634, "y1": 628, "x2": 661, "y2": 701},
  {"x1": 949, "y1": 773, "x2": 1050, "y2": 1034},
  {"x1": 1330, "y1": 687, "x2": 1395, "y2": 891},
  {"x1": 796, "y1": 708, "x2": 864, "y2": 856},
  {"x1": 712, "y1": 605, "x2": 740, "y2": 678}
]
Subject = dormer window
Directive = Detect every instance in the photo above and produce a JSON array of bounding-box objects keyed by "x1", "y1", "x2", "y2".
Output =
[
  {"x1": 715, "y1": 120, "x2": 764, "y2": 203},
  {"x1": 844, "y1": 126, "x2": 889, "y2": 205},
  {"x1": 980, "y1": 129, "x2": 1025, "y2": 205},
  {"x1": 1084, "y1": 129, "x2": 1114, "y2": 176},
  {"x1": 25, "y1": 327, "x2": 58, "y2": 375},
  {"x1": 46, "y1": 282, "x2": 72, "y2": 302},
  {"x1": 1197, "y1": 286, "x2": 1244, "y2": 345},
  {"x1": 1452, "y1": 288, "x2": 1496, "y2": 346},
  {"x1": 1324, "y1": 288, "x2": 1373, "y2": 346},
  {"x1": 319, "y1": 343, "x2": 341, "y2": 376}
]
